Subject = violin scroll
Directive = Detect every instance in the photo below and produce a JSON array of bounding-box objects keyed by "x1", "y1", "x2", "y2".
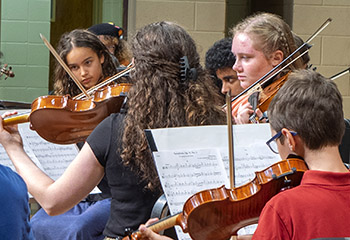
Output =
[{"x1": 0, "y1": 64, "x2": 15, "y2": 80}]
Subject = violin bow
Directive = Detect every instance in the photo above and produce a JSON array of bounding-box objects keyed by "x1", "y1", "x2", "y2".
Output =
[
  {"x1": 73, "y1": 63, "x2": 134, "y2": 100},
  {"x1": 222, "y1": 17, "x2": 332, "y2": 109},
  {"x1": 40, "y1": 34, "x2": 91, "y2": 99},
  {"x1": 226, "y1": 90, "x2": 235, "y2": 188},
  {"x1": 330, "y1": 67, "x2": 350, "y2": 81}
]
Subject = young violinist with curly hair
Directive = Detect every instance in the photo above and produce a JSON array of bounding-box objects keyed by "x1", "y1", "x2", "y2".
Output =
[
  {"x1": 53, "y1": 29, "x2": 118, "y2": 97},
  {"x1": 31, "y1": 29, "x2": 121, "y2": 240},
  {"x1": 0, "y1": 21, "x2": 225, "y2": 240},
  {"x1": 230, "y1": 12, "x2": 304, "y2": 124},
  {"x1": 136, "y1": 69, "x2": 350, "y2": 240}
]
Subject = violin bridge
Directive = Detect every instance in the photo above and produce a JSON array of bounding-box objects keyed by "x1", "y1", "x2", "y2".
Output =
[{"x1": 247, "y1": 83, "x2": 262, "y2": 94}]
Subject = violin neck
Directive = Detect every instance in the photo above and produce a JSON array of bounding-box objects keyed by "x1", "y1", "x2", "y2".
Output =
[
  {"x1": 3, "y1": 113, "x2": 30, "y2": 126},
  {"x1": 148, "y1": 213, "x2": 179, "y2": 233}
]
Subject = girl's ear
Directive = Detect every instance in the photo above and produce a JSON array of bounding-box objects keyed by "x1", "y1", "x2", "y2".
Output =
[
  {"x1": 270, "y1": 50, "x2": 283, "y2": 67},
  {"x1": 100, "y1": 54, "x2": 105, "y2": 65}
]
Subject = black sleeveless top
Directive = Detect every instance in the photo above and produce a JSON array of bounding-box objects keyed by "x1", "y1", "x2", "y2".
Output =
[{"x1": 87, "y1": 113, "x2": 160, "y2": 237}]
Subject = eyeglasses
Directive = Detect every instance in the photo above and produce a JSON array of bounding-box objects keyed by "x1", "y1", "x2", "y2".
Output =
[{"x1": 266, "y1": 130, "x2": 297, "y2": 154}]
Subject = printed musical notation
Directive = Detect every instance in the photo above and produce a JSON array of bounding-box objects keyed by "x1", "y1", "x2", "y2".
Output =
[
  {"x1": 0, "y1": 122, "x2": 79, "y2": 180},
  {"x1": 154, "y1": 149, "x2": 227, "y2": 209},
  {"x1": 148, "y1": 124, "x2": 280, "y2": 240},
  {"x1": 19, "y1": 124, "x2": 78, "y2": 180}
]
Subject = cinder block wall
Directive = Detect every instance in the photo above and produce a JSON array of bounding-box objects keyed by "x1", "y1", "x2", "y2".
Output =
[
  {"x1": 293, "y1": 0, "x2": 350, "y2": 118},
  {"x1": 130, "y1": 0, "x2": 350, "y2": 118},
  {"x1": 0, "y1": 0, "x2": 51, "y2": 102},
  {"x1": 128, "y1": 0, "x2": 226, "y2": 62}
]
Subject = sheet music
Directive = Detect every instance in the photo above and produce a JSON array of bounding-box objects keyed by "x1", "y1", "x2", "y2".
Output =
[
  {"x1": 154, "y1": 149, "x2": 228, "y2": 208},
  {"x1": 0, "y1": 111, "x2": 101, "y2": 197},
  {"x1": 153, "y1": 148, "x2": 227, "y2": 240},
  {"x1": 149, "y1": 124, "x2": 280, "y2": 240},
  {"x1": 19, "y1": 124, "x2": 79, "y2": 180}
]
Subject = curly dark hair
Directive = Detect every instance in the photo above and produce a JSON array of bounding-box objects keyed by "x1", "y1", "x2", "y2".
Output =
[
  {"x1": 53, "y1": 29, "x2": 117, "y2": 96},
  {"x1": 121, "y1": 21, "x2": 226, "y2": 191},
  {"x1": 205, "y1": 38, "x2": 235, "y2": 76}
]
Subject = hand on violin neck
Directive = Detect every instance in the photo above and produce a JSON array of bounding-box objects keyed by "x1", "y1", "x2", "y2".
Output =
[
  {"x1": 234, "y1": 105, "x2": 266, "y2": 124},
  {"x1": 233, "y1": 101, "x2": 254, "y2": 124},
  {"x1": 249, "y1": 108, "x2": 267, "y2": 124},
  {"x1": 0, "y1": 111, "x2": 23, "y2": 149},
  {"x1": 236, "y1": 234, "x2": 253, "y2": 240},
  {"x1": 138, "y1": 224, "x2": 173, "y2": 240}
]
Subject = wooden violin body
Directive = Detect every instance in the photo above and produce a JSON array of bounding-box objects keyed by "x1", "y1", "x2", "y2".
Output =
[
  {"x1": 231, "y1": 73, "x2": 289, "y2": 119},
  {"x1": 4, "y1": 83, "x2": 131, "y2": 144},
  {"x1": 124, "y1": 158, "x2": 307, "y2": 240}
]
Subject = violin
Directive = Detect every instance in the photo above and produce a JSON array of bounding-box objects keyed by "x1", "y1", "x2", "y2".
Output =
[
  {"x1": 231, "y1": 72, "x2": 290, "y2": 123},
  {"x1": 3, "y1": 83, "x2": 131, "y2": 144},
  {"x1": 0, "y1": 64, "x2": 15, "y2": 80},
  {"x1": 2, "y1": 34, "x2": 134, "y2": 144},
  {"x1": 225, "y1": 18, "x2": 332, "y2": 123},
  {"x1": 123, "y1": 158, "x2": 307, "y2": 240}
]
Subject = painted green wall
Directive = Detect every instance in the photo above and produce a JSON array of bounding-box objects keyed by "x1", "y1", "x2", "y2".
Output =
[
  {"x1": 102, "y1": 0, "x2": 123, "y2": 27},
  {"x1": 0, "y1": 0, "x2": 50, "y2": 103},
  {"x1": 0, "y1": 0, "x2": 123, "y2": 103}
]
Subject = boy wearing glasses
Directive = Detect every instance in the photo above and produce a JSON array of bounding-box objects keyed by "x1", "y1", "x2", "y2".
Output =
[
  {"x1": 137, "y1": 69, "x2": 350, "y2": 240},
  {"x1": 252, "y1": 69, "x2": 350, "y2": 239}
]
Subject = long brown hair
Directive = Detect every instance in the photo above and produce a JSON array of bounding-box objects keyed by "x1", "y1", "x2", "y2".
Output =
[
  {"x1": 53, "y1": 29, "x2": 117, "y2": 96},
  {"x1": 121, "y1": 21, "x2": 226, "y2": 191}
]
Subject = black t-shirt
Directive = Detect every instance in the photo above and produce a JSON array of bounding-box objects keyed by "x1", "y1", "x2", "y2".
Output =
[{"x1": 87, "y1": 113, "x2": 160, "y2": 237}]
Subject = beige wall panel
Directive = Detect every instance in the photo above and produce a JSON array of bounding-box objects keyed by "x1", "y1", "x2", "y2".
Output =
[
  {"x1": 334, "y1": 75, "x2": 350, "y2": 96},
  {"x1": 294, "y1": 0, "x2": 322, "y2": 5},
  {"x1": 317, "y1": 66, "x2": 350, "y2": 96},
  {"x1": 299, "y1": 35, "x2": 322, "y2": 66},
  {"x1": 322, "y1": 37, "x2": 350, "y2": 66},
  {"x1": 343, "y1": 97, "x2": 350, "y2": 118},
  {"x1": 323, "y1": 0, "x2": 350, "y2": 6},
  {"x1": 190, "y1": 31, "x2": 225, "y2": 61},
  {"x1": 294, "y1": 5, "x2": 350, "y2": 36},
  {"x1": 135, "y1": 1, "x2": 195, "y2": 30},
  {"x1": 196, "y1": 2, "x2": 225, "y2": 31},
  {"x1": 316, "y1": 65, "x2": 350, "y2": 89}
]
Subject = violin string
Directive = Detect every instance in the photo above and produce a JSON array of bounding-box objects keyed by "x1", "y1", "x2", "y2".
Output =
[
  {"x1": 40, "y1": 34, "x2": 91, "y2": 99},
  {"x1": 330, "y1": 67, "x2": 350, "y2": 81},
  {"x1": 221, "y1": 46, "x2": 310, "y2": 109},
  {"x1": 221, "y1": 18, "x2": 332, "y2": 109},
  {"x1": 259, "y1": 49, "x2": 310, "y2": 87},
  {"x1": 73, "y1": 65, "x2": 134, "y2": 100}
]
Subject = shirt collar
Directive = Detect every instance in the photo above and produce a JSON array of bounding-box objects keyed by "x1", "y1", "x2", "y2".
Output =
[{"x1": 301, "y1": 170, "x2": 350, "y2": 186}]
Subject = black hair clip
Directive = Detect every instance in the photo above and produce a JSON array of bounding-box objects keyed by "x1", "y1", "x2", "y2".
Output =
[{"x1": 179, "y1": 56, "x2": 198, "y2": 82}]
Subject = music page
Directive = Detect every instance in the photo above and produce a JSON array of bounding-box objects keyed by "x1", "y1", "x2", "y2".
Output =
[{"x1": 149, "y1": 124, "x2": 280, "y2": 240}]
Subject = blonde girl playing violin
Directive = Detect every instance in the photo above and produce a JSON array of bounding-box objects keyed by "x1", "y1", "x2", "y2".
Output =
[
  {"x1": 230, "y1": 12, "x2": 303, "y2": 124},
  {"x1": 31, "y1": 29, "x2": 121, "y2": 240},
  {"x1": 0, "y1": 21, "x2": 225, "y2": 239}
]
